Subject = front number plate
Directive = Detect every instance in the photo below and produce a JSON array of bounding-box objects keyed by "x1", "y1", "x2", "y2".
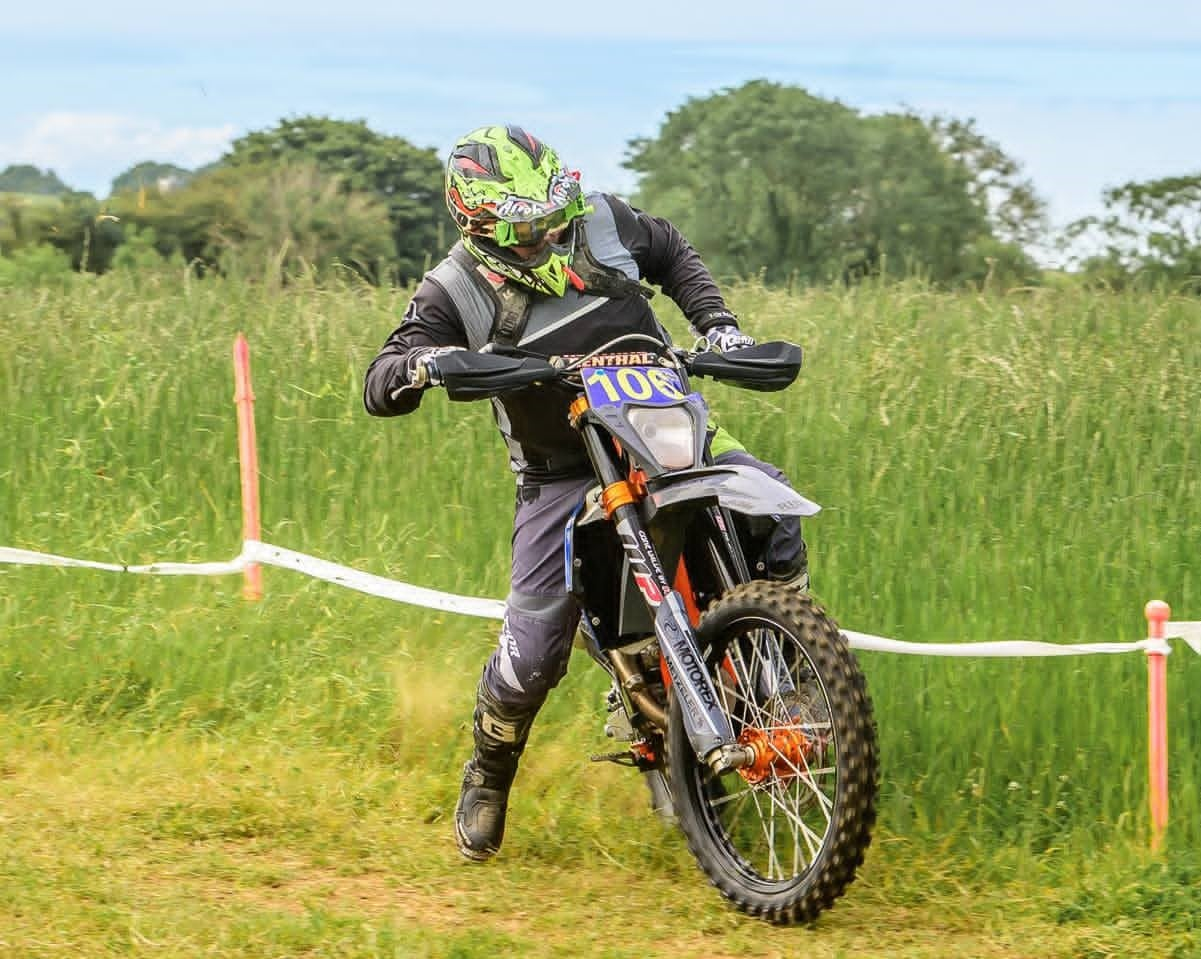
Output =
[{"x1": 582, "y1": 365, "x2": 686, "y2": 408}]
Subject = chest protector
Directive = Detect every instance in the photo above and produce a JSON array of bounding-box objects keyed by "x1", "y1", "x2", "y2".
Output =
[{"x1": 428, "y1": 198, "x2": 654, "y2": 352}]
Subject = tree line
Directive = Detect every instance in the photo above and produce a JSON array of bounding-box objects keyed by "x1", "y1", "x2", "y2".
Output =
[{"x1": 1, "y1": 80, "x2": 1198, "y2": 291}]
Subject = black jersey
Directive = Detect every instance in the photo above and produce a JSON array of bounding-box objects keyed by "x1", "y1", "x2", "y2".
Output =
[{"x1": 364, "y1": 193, "x2": 735, "y2": 481}]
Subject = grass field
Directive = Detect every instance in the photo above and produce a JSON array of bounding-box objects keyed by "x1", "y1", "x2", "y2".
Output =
[{"x1": 1, "y1": 269, "x2": 1199, "y2": 956}]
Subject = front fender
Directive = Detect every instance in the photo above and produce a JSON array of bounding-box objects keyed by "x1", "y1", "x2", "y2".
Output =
[{"x1": 644, "y1": 464, "x2": 821, "y2": 519}]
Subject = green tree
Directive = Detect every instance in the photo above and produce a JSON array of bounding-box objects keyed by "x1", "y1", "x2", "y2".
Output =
[
  {"x1": 847, "y1": 111, "x2": 990, "y2": 282},
  {"x1": 625, "y1": 82, "x2": 865, "y2": 284},
  {"x1": 208, "y1": 162, "x2": 397, "y2": 282},
  {"x1": 2, "y1": 191, "x2": 123, "y2": 272},
  {"x1": 108, "y1": 161, "x2": 396, "y2": 281},
  {"x1": 624, "y1": 80, "x2": 1038, "y2": 287},
  {"x1": 224, "y1": 116, "x2": 444, "y2": 280},
  {"x1": 0, "y1": 164, "x2": 72, "y2": 195},
  {"x1": 1062, "y1": 173, "x2": 1201, "y2": 291},
  {"x1": 110, "y1": 162, "x2": 193, "y2": 197},
  {"x1": 0, "y1": 194, "x2": 59, "y2": 254},
  {"x1": 928, "y1": 116, "x2": 1047, "y2": 250},
  {"x1": 104, "y1": 171, "x2": 238, "y2": 270},
  {"x1": 110, "y1": 224, "x2": 172, "y2": 273}
]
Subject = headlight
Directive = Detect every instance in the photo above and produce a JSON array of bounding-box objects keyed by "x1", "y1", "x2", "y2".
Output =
[{"x1": 627, "y1": 406, "x2": 697, "y2": 470}]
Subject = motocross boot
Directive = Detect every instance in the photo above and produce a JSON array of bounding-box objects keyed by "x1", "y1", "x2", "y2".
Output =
[
  {"x1": 747, "y1": 511, "x2": 809, "y2": 592},
  {"x1": 454, "y1": 685, "x2": 537, "y2": 862},
  {"x1": 768, "y1": 546, "x2": 810, "y2": 593},
  {"x1": 779, "y1": 567, "x2": 811, "y2": 593}
]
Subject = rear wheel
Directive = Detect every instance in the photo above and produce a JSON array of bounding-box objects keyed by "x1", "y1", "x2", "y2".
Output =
[{"x1": 667, "y1": 582, "x2": 878, "y2": 924}]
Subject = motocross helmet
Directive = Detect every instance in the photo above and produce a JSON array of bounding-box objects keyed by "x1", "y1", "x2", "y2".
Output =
[{"x1": 445, "y1": 125, "x2": 591, "y2": 296}]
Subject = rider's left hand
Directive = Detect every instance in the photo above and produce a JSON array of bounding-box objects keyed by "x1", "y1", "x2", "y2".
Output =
[{"x1": 704, "y1": 324, "x2": 756, "y2": 353}]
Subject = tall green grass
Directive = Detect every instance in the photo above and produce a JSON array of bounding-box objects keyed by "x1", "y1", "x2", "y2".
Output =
[{"x1": 2, "y1": 268, "x2": 1198, "y2": 863}]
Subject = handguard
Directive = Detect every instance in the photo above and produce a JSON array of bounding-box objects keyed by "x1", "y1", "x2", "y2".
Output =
[
  {"x1": 438, "y1": 351, "x2": 558, "y2": 401},
  {"x1": 688, "y1": 341, "x2": 802, "y2": 392}
]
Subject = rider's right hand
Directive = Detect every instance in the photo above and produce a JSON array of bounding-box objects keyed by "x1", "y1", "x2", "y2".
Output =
[{"x1": 407, "y1": 346, "x2": 466, "y2": 389}]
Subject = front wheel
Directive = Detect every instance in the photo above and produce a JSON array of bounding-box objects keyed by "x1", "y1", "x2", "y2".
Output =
[{"x1": 667, "y1": 582, "x2": 878, "y2": 924}]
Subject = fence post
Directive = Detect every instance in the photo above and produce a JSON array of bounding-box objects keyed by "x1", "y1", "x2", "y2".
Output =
[
  {"x1": 233, "y1": 334, "x2": 263, "y2": 601},
  {"x1": 1145, "y1": 599, "x2": 1170, "y2": 852}
]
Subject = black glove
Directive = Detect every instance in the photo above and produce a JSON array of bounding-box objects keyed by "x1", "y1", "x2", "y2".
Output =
[
  {"x1": 390, "y1": 346, "x2": 466, "y2": 399},
  {"x1": 410, "y1": 346, "x2": 466, "y2": 387},
  {"x1": 689, "y1": 310, "x2": 754, "y2": 352},
  {"x1": 703, "y1": 324, "x2": 755, "y2": 353}
]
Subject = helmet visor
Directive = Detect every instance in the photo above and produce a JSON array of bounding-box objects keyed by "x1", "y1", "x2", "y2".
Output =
[
  {"x1": 496, "y1": 207, "x2": 575, "y2": 248},
  {"x1": 490, "y1": 172, "x2": 585, "y2": 248}
]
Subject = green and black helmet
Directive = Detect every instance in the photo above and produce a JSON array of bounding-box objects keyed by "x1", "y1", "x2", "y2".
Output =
[{"x1": 446, "y1": 125, "x2": 591, "y2": 296}]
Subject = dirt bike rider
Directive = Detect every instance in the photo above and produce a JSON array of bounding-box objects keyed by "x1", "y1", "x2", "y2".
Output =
[{"x1": 364, "y1": 125, "x2": 809, "y2": 862}]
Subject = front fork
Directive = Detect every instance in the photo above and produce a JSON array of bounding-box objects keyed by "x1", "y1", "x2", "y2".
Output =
[{"x1": 580, "y1": 421, "x2": 753, "y2": 774}]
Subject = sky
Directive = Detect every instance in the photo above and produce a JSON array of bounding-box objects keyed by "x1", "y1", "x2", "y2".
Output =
[{"x1": 3, "y1": 0, "x2": 1200, "y2": 242}]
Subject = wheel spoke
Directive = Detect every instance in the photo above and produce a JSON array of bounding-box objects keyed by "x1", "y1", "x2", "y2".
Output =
[
  {"x1": 766, "y1": 740, "x2": 836, "y2": 819},
  {"x1": 746, "y1": 785, "x2": 784, "y2": 879},
  {"x1": 754, "y1": 627, "x2": 799, "y2": 704},
  {"x1": 708, "y1": 779, "x2": 753, "y2": 809},
  {"x1": 716, "y1": 776, "x2": 756, "y2": 839},
  {"x1": 780, "y1": 775, "x2": 809, "y2": 872},
  {"x1": 725, "y1": 645, "x2": 771, "y2": 730},
  {"x1": 762, "y1": 781, "x2": 826, "y2": 855}
]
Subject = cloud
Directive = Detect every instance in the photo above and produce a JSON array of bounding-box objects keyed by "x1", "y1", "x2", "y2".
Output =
[{"x1": 1, "y1": 113, "x2": 236, "y2": 194}]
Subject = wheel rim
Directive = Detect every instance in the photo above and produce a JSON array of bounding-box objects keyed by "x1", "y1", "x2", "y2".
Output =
[{"x1": 691, "y1": 616, "x2": 838, "y2": 885}]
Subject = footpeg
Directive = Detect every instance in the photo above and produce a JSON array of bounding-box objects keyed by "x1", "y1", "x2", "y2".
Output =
[{"x1": 590, "y1": 751, "x2": 640, "y2": 766}]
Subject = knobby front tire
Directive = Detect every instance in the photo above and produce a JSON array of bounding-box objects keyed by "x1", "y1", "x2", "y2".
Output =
[{"x1": 667, "y1": 582, "x2": 878, "y2": 924}]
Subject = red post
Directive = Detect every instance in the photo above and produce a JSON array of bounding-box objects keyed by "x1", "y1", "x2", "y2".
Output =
[
  {"x1": 233, "y1": 334, "x2": 263, "y2": 600},
  {"x1": 1145, "y1": 599, "x2": 1170, "y2": 852}
]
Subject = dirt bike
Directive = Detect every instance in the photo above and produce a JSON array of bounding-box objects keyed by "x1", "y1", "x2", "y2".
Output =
[{"x1": 436, "y1": 335, "x2": 878, "y2": 924}]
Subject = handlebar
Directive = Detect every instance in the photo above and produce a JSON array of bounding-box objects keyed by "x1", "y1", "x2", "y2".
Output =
[{"x1": 436, "y1": 338, "x2": 802, "y2": 402}]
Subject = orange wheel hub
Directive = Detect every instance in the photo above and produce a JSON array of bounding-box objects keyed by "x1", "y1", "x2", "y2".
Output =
[{"x1": 737, "y1": 726, "x2": 813, "y2": 786}]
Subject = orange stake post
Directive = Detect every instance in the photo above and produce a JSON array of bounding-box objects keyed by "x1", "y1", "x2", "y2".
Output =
[
  {"x1": 233, "y1": 334, "x2": 263, "y2": 600},
  {"x1": 1145, "y1": 599, "x2": 1170, "y2": 852}
]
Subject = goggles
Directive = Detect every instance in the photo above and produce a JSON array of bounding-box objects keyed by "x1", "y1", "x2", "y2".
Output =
[{"x1": 494, "y1": 206, "x2": 576, "y2": 248}]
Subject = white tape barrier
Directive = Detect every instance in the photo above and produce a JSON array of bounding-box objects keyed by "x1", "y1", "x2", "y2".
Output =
[
  {"x1": 242, "y1": 540, "x2": 507, "y2": 620},
  {"x1": 2, "y1": 542, "x2": 1199, "y2": 657},
  {"x1": 0, "y1": 542, "x2": 505, "y2": 621},
  {"x1": 0, "y1": 545, "x2": 248, "y2": 577},
  {"x1": 1167, "y1": 622, "x2": 1201, "y2": 655},
  {"x1": 841, "y1": 630, "x2": 1181, "y2": 658}
]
